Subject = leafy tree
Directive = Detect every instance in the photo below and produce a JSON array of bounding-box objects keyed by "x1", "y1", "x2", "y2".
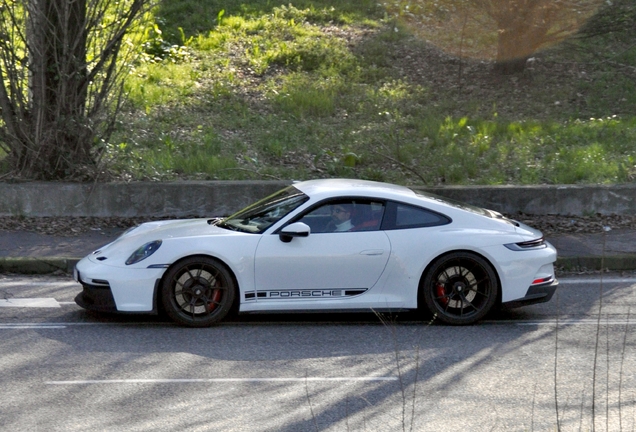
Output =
[
  {"x1": 579, "y1": 0, "x2": 636, "y2": 38},
  {"x1": 386, "y1": 0, "x2": 602, "y2": 73},
  {"x1": 0, "y1": 0, "x2": 150, "y2": 180}
]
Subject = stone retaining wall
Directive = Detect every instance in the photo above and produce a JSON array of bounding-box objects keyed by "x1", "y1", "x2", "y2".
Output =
[{"x1": 1, "y1": 181, "x2": 635, "y2": 217}]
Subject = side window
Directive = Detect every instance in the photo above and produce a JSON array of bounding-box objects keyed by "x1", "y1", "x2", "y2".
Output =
[
  {"x1": 382, "y1": 201, "x2": 451, "y2": 230},
  {"x1": 297, "y1": 199, "x2": 385, "y2": 233}
]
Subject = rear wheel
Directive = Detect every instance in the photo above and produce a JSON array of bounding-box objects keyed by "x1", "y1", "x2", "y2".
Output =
[
  {"x1": 161, "y1": 257, "x2": 236, "y2": 327},
  {"x1": 421, "y1": 252, "x2": 498, "y2": 325}
]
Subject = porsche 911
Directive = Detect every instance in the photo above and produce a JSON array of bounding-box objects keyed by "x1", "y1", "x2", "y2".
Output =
[{"x1": 74, "y1": 179, "x2": 558, "y2": 326}]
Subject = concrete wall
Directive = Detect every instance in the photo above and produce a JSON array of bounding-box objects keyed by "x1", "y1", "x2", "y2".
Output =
[
  {"x1": 1, "y1": 181, "x2": 635, "y2": 217},
  {"x1": 0, "y1": 181, "x2": 289, "y2": 217},
  {"x1": 420, "y1": 184, "x2": 636, "y2": 216}
]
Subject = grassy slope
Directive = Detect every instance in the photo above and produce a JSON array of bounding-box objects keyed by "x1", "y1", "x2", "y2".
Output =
[{"x1": 109, "y1": 0, "x2": 636, "y2": 185}]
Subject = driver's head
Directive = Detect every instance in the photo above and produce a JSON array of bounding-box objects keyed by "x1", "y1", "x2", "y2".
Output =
[{"x1": 331, "y1": 203, "x2": 352, "y2": 223}]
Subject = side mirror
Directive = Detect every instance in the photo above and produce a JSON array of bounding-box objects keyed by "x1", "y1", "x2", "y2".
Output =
[{"x1": 279, "y1": 222, "x2": 311, "y2": 243}]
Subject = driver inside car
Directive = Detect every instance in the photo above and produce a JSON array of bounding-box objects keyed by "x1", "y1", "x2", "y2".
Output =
[{"x1": 326, "y1": 203, "x2": 354, "y2": 232}]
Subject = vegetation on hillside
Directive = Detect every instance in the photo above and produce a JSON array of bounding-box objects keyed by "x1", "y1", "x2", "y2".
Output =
[{"x1": 2, "y1": 0, "x2": 635, "y2": 184}]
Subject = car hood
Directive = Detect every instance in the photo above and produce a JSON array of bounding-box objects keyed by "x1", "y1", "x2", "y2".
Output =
[
  {"x1": 115, "y1": 218, "x2": 237, "y2": 243},
  {"x1": 89, "y1": 219, "x2": 243, "y2": 261},
  {"x1": 120, "y1": 218, "x2": 228, "y2": 240}
]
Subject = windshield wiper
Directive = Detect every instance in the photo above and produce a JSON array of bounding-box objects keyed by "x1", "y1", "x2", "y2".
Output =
[{"x1": 215, "y1": 220, "x2": 253, "y2": 233}]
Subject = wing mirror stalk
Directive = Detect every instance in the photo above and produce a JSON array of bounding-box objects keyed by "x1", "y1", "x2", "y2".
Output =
[{"x1": 279, "y1": 222, "x2": 311, "y2": 243}]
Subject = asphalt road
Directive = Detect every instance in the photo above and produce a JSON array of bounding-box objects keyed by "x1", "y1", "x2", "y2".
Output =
[{"x1": 1, "y1": 274, "x2": 636, "y2": 432}]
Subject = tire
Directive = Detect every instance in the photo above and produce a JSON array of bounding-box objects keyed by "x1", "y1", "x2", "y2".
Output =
[
  {"x1": 161, "y1": 256, "x2": 236, "y2": 327},
  {"x1": 421, "y1": 252, "x2": 498, "y2": 325}
]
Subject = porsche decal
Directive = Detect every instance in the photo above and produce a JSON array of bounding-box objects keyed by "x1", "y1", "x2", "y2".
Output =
[{"x1": 245, "y1": 289, "x2": 367, "y2": 301}]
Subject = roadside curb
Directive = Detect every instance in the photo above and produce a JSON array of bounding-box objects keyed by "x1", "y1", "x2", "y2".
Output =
[
  {"x1": 0, "y1": 257, "x2": 80, "y2": 275},
  {"x1": 2, "y1": 255, "x2": 636, "y2": 275},
  {"x1": 556, "y1": 255, "x2": 636, "y2": 272}
]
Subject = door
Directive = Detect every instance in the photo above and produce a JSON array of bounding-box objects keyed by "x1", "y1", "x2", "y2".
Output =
[{"x1": 253, "y1": 199, "x2": 390, "y2": 305}]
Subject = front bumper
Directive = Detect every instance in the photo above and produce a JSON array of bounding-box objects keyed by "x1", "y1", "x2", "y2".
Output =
[
  {"x1": 501, "y1": 278, "x2": 559, "y2": 309},
  {"x1": 74, "y1": 273, "x2": 117, "y2": 313},
  {"x1": 74, "y1": 256, "x2": 166, "y2": 312}
]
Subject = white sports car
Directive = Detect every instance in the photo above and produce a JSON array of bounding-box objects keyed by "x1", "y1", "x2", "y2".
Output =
[{"x1": 74, "y1": 179, "x2": 558, "y2": 326}]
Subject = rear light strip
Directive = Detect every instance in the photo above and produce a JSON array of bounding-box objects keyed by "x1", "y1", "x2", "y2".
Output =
[{"x1": 531, "y1": 276, "x2": 554, "y2": 286}]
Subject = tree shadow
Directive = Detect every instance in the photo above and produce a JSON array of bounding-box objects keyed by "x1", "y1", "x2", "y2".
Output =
[
  {"x1": 3, "y1": 276, "x2": 635, "y2": 430},
  {"x1": 0, "y1": 309, "x2": 549, "y2": 431}
]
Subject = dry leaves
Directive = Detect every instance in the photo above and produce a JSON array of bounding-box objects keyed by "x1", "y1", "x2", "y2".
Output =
[
  {"x1": 0, "y1": 216, "x2": 180, "y2": 236},
  {"x1": 507, "y1": 213, "x2": 636, "y2": 235}
]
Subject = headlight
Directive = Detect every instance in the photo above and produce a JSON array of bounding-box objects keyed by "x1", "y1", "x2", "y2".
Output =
[
  {"x1": 125, "y1": 240, "x2": 162, "y2": 265},
  {"x1": 504, "y1": 237, "x2": 546, "y2": 251}
]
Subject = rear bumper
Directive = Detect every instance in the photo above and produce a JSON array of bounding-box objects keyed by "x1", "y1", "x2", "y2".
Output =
[{"x1": 501, "y1": 279, "x2": 558, "y2": 309}]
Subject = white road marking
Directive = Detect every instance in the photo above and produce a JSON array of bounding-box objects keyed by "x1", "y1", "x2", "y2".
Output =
[
  {"x1": 484, "y1": 319, "x2": 636, "y2": 326},
  {"x1": 0, "y1": 322, "x2": 146, "y2": 329},
  {"x1": 559, "y1": 277, "x2": 636, "y2": 284},
  {"x1": 1, "y1": 318, "x2": 635, "y2": 331},
  {"x1": 0, "y1": 324, "x2": 66, "y2": 329},
  {"x1": 0, "y1": 298, "x2": 60, "y2": 308},
  {"x1": 0, "y1": 299, "x2": 76, "y2": 308},
  {"x1": 0, "y1": 280, "x2": 79, "y2": 288},
  {"x1": 46, "y1": 377, "x2": 399, "y2": 385}
]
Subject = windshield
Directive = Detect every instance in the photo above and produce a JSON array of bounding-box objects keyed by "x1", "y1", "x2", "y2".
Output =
[{"x1": 216, "y1": 186, "x2": 308, "y2": 233}]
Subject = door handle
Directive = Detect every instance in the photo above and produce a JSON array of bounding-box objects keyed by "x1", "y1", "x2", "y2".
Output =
[{"x1": 360, "y1": 249, "x2": 384, "y2": 256}]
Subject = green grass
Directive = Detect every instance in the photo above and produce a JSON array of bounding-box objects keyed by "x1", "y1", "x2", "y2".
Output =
[{"x1": 106, "y1": 1, "x2": 636, "y2": 185}]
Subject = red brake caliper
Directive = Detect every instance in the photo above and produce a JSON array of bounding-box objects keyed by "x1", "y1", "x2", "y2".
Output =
[
  {"x1": 209, "y1": 289, "x2": 222, "y2": 311},
  {"x1": 436, "y1": 283, "x2": 449, "y2": 307}
]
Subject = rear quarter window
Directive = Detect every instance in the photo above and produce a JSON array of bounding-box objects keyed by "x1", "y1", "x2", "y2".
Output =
[{"x1": 382, "y1": 201, "x2": 451, "y2": 230}]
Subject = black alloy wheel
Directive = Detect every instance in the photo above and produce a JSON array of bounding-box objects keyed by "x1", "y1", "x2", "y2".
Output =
[
  {"x1": 161, "y1": 256, "x2": 236, "y2": 327},
  {"x1": 421, "y1": 252, "x2": 498, "y2": 325}
]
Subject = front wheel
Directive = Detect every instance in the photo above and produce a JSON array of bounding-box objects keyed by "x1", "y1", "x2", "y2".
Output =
[
  {"x1": 161, "y1": 257, "x2": 236, "y2": 327},
  {"x1": 421, "y1": 252, "x2": 498, "y2": 325}
]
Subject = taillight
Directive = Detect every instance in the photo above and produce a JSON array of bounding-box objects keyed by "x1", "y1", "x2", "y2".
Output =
[{"x1": 531, "y1": 276, "x2": 554, "y2": 286}]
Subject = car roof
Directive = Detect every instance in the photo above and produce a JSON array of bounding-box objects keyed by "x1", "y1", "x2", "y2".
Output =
[
  {"x1": 292, "y1": 178, "x2": 417, "y2": 201},
  {"x1": 291, "y1": 179, "x2": 498, "y2": 222}
]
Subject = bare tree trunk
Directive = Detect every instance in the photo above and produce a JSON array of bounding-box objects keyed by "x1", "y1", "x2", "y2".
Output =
[
  {"x1": 494, "y1": 25, "x2": 531, "y2": 74},
  {"x1": 490, "y1": 0, "x2": 578, "y2": 74},
  {"x1": 27, "y1": 0, "x2": 91, "y2": 178},
  {"x1": 0, "y1": 0, "x2": 147, "y2": 180},
  {"x1": 490, "y1": 0, "x2": 534, "y2": 74}
]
